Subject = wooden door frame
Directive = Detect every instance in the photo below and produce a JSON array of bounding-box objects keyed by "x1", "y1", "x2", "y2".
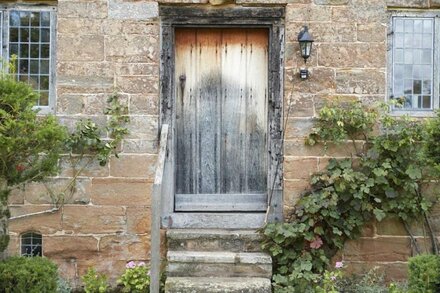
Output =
[{"x1": 159, "y1": 6, "x2": 285, "y2": 229}]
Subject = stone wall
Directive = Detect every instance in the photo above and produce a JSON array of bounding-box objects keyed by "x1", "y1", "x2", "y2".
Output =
[{"x1": 5, "y1": 0, "x2": 440, "y2": 286}]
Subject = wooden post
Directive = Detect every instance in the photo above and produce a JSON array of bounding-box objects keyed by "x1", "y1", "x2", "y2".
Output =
[{"x1": 150, "y1": 124, "x2": 169, "y2": 293}]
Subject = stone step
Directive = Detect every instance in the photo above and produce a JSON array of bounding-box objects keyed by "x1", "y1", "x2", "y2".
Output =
[
  {"x1": 167, "y1": 229, "x2": 263, "y2": 252},
  {"x1": 165, "y1": 277, "x2": 272, "y2": 293},
  {"x1": 166, "y1": 251, "x2": 272, "y2": 278}
]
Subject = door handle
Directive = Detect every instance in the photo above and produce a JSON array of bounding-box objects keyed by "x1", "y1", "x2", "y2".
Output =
[{"x1": 179, "y1": 74, "x2": 186, "y2": 94}]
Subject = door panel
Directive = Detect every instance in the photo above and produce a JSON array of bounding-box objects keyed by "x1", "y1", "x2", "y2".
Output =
[{"x1": 175, "y1": 28, "x2": 268, "y2": 211}]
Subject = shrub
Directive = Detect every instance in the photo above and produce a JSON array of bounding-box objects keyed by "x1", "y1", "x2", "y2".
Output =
[
  {"x1": 118, "y1": 261, "x2": 150, "y2": 293},
  {"x1": 57, "y1": 276, "x2": 72, "y2": 293},
  {"x1": 408, "y1": 254, "x2": 440, "y2": 293},
  {"x1": 0, "y1": 256, "x2": 58, "y2": 292},
  {"x1": 82, "y1": 268, "x2": 109, "y2": 293}
]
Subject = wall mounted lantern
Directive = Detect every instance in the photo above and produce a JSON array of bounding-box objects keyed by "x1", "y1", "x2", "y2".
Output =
[{"x1": 297, "y1": 26, "x2": 314, "y2": 80}]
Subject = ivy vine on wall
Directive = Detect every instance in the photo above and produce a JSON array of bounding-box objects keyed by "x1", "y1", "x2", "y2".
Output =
[{"x1": 261, "y1": 101, "x2": 440, "y2": 292}]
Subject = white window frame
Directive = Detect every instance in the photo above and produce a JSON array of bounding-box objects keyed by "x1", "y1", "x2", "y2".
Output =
[
  {"x1": 388, "y1": 11, "x2": 440, "y2": 117},
  {"x1": 0, "y1": 4, "x2": 57, "y2": 114},
  {"x1": 20, "y1": 232, "x2": 43, "y2": 257}
]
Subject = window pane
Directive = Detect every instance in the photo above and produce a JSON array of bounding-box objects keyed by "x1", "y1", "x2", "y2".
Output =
[
  {"x1": 21, "y1": 233, "x2": 42, "y2": 257},
  {"x1": 10, "y1": 28, "x2": 18, "y2": 42},
  {"x1": 10, "y1": 11, "x2": 19, "y2": 27},
  {"x1": 393, "y1": 17, "x2": 433, "y2": 110},
  {"x1": 30, "y1": 12, "x2": 40, "y2": 27},
  {"x1": 9, "y1": 10, "x2": 53, "y2": 107}
]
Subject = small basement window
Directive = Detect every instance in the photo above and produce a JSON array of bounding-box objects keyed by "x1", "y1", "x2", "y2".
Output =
[{"x1": 21, "y1": 232, "x2": 42, "y2": 257}]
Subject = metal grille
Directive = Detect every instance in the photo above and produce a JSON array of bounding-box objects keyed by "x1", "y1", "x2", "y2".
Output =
[
  {"x1": 9, "y1": 10, "x2": 51, "y2": 106},
  {"x1": 21, "y1": 232, "x2": 42, "y2": 257},
  {"x1": 392, "y1": 17, "x2": 434, "y2": 110}
]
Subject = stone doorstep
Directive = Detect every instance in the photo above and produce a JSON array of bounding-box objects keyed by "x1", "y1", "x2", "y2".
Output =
[
  {"x1": 167, "y1": 229, "x2": 263, "y2": 252},
  {"x1": 167, "y1": 251, "x2": 272, "y2": 264},
  {"x1": 166, "y1": 251, "x2": 272, "y2": 278},
  {"x1": 165, "y1": 277, "x2": 272, "y2": 293}
]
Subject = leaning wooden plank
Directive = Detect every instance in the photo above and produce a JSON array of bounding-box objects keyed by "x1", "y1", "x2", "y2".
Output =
[{"x1": 150, "y1": 124, "x2": 169, "y2": 293}]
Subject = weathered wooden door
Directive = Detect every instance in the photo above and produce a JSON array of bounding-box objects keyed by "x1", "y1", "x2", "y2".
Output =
[{"x1": 175, "y1": 28, "x2": 268, "y2": 212}]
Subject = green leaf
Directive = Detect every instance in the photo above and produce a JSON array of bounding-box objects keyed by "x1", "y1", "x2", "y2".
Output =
[
  {"x1": 405, "y1": 165, "x2": 422, "y2": 180},
  {"x1": 373, "y1": 208, "x2": 386, "y2": 221}
]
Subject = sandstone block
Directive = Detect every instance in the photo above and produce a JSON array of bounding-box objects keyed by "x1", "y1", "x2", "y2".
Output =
[
  {"x1": 125, "y1": 115, "x2": 158, "y2": 140},
  {"x1": 103, "y1": 20, "x2": 159, "y2": 36},
  {"x1": 108, "y1": 0, "x2": 158, "y2": 20},
  {"x1": 58, "y1": 34, "x2": 104, "y2": 62},
  {"x1": 126, "y1": 207, "x2": 152, "y2": 234},
  {"x1": 44, "y1": 236, "x2": 98, "y2": 258},
  {"x1": 318, "y1": 43, "x2": 386, "y2": 68},
  {"x1": 57, "y1": 94, "x2": 85, "y2": 115},
  {"x1": 58, "y1": 18, "x2": 102, "y2": 35},
  {"x1": 57, "y1": 61, "x2": 115, "y2": 79},
  {"x1": 123, "y1": 139, "x2": 158, "y2": 154},
  {"x1": 284, "y1": 139, "x2": 362, "y2": 157},
  {"x1": 116, "y1": 75, "x2": 159, "y2": 95},
  {"x1": 292, "y1": 68, "x2": 336, "y2": 94},
  {"x1": 51, "y1": 258, "x2": 78, "y2": 288},
  {"x1": 129, "y1": 94, "x2": 159, "y2": 115},
  {"x1": 286, "y1": 93, "x2": 314, "y2": 117},
  {"x1": 9, "y1": 205, "x2": 62, "y2": 235},
  {"x1": 285, "y1": 118, "x2": 315, "y2": 139},
  {"x1": 116, "y1": 63, "x2": 159, "y2": 76},
  {"x1": 22, "y1": 178, "x2": 91, "y2": 205},
  {"x1": 344, "y1": 261, "x2": 408, "y2": 281},
  {"x1": 62, "y1": 206, "x2": 125, "y2": 234},
  {"x1": 58, "y1": 1, "x2": 108, "y2": 19},
  {"x1": 5, "y1": 235, "x2": 19, "y2": 257},
  {"x1": 336, "y1": 69, "x2": 386, "y2": 95},
  {"x1": 110, "y1": 154, "x2": 157, "y2": 178},
  {"x1": 332, "y1": 1, "x2": 386, "y2": 24},
  {"x1": 59, "y1": 156, "x2": 110, "y2": 178},
  {"x1": 99, "y1": 235, "x2": 151, "y2": 260},
  {"x1": 343, "y1": 237, "x2": 411, "y2": 262},
  {"x1": 286, "y1": 5, "x2": 332, "y2": 22},
  {"x1": 357, "y1": 23, "x2": 387, "y2": 43},
  {"x1": 284, "y1": 157, "x2": 318, "y2": 179},
  {"x1": 315, "y1": 0, "x2": 348, "y2": 4},
  {"x1": 386, "y1": 0, "x2": 429, "y2": 7},
  {"x1": 105, "y1": 35, "x2": 158, "y2": 63},
  {"x1": 284, "y1": 179, "x2": 310, "y2": 206},
  {"x1": 8, "y1": 189, "x2": 24, "y2": 205},
  {"x1": 90, "y1": 178, "x2": 152, "y2": 206}
]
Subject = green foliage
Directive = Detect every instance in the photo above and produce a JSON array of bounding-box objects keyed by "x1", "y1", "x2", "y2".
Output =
[
  {"x1": 0, "y1": 75, "x2": 67, "y2": 252},
  {"x1": 66, "y1": 94, "x2": 129, "y2": 167},
  {"x1": 0, "y1": 256, "x2": 58, "y2": 293},
  {"x1": 425, "y1": 111, "x2": 440, "y2": 174},
  {"x1": 306, "y1": 100, "x2": 378, "y2": 149},
  {"x1": 407, "y1": 254, "x2": 440, "y2": 293},
  {"x1": 118, "y1": 261, "x2": 150, "y2": 293},
  {"x1": 0, "y1": 75, "x2": 68, "y2": 187},
  {"x1": 56, "y1": 276, "x2": 72, "y2": 293},
  {"x1": 262, "y1": 101, "x2": 440, "y2": 292},
  {"x1": 336, "y1": 266, "x2": 389, "y2": 293},
  {"x1": 82, "y1": 268, "x2": 109, "y2": 293},
  {"x1": 315, "y1": 267, "x2": 343, "y2": 293}
]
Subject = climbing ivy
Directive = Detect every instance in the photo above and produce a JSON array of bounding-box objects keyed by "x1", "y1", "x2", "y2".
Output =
[{"x1": 261, "y1": 101, "x2": 440, "y2": 292}]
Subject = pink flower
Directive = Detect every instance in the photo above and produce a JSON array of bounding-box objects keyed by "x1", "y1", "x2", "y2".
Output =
[
  {"x1": 138, "y1": 262, "x2": 146, "y2": 267},
  {"x1": 330, "y1": 276, "x2": 337, "y2": 281},
  {"x1": 335, "y1": 261, "x2": 344, "y2": 269},
  {"x1": 309, "y1": 236, "x2": 323, "y2": 249},
  {"x1": 126, "y1": 261, "x2": 136, "y2": 269}
]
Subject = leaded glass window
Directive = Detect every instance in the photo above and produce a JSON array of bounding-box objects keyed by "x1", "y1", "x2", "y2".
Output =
[
  {"x1": 392, "y1": 17, "x2": 434, "y2": 110},
  {"x1": 21, "y1": 232, "x2": 42, "y2": 257},
  {"x1": 9, "y1": 10, "x2": 52, "y2": 107}
]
